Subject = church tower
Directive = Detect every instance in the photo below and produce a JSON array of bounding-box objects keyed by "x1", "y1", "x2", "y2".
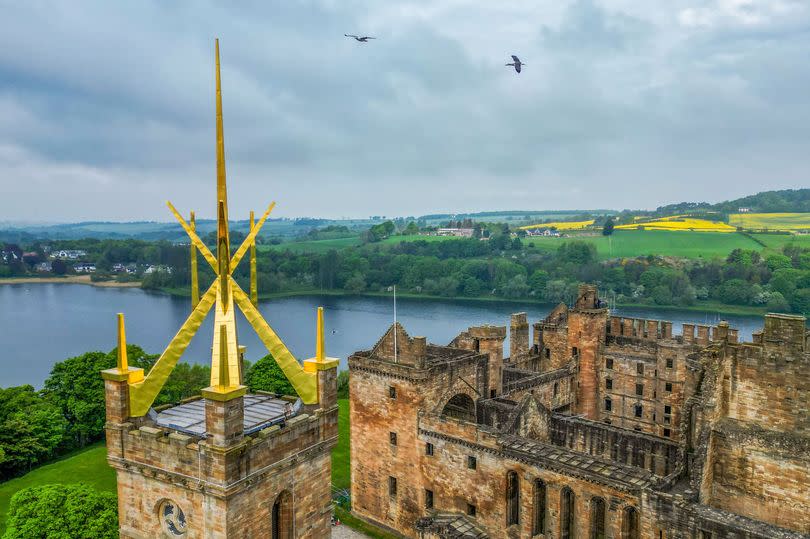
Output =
[{"x1": 101, "y1": 40, "x2": 339, "y2": 538}]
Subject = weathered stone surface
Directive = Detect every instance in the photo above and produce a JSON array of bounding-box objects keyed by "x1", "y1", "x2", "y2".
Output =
[{"x1": 350, "y1": 284, "x2": 810, "y2": 538}]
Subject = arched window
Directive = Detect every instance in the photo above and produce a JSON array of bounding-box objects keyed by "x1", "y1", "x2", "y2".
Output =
[
  {"x1": 560, "y1": 487, "x2": 575, "y2": 539},
  {"x1": 272, "y1": 491, "x2": 292, "y2": 539},
  {"x1": 442, "y1": 394, "x2": 476, "y2": 422},
  {"x1": 622, "y1": 506, "x2": 639, "y2": 539},
  {"x1": 506, "y1": 471, "x2": 520, "y2": 526},
  {"x1": 553, "y1": 382, "x2": 559, "y2": 397},
  {"x1": 532, "y1": 479, "x2": 546, "y2": 535},
  {"x1": 590, "y1": 497, "x2": 606, "y2": 539}
]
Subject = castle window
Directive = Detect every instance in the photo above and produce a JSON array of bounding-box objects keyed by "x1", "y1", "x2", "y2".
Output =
[
  {"x1": 544, "y1": 347, "x2": 550, "y2": 359},
  {"x1": 665, "y1": 382, "x2": 672, "y2": 392},
  {"x1": 467, "y1": 456, "x2": 477, "y2": 470},
  {"x1": 635, "y1": 383, "x2": 644, "y2": 396},
  {"x1": 389, "y1": 386, "x2": 397, "y2": 399},
  {"x1": 623, "y1": 507, "x2": 639, "y2": 539},
  {"x1": 560, "y1": 487, "x2": 575, "y2": 539},
  {"x1": 467, "y1": 503, "x2": 476, "y2": 517},
  {"x1": 605, "y1": 378, "x2": 612, "y2": 390},
  {"x1": 634, "y1": 404, "x2": 643, "y2": 418},
  {"x1": 425, "y1": 442, "x2": 434, "y2": 456},
  {"x1": 506, "y1": 471, "x2": 520, "y2": 526},
  {"x1": 606, "y1": 357, "x2": 613, "y2": 370},
  {"x1": 604, "y1": 398, "x2": 612, "y2": 412},
  {"x1": 589, "y1": 497, "x2": 606, "y2": 539},
  {"x1": 389, "y1": 432, "x2": 397, "y2": 446},
  {"x1": 637, "y1": 362, "x2": 644, "y2": 375},
  {"x1": 425, "y1": 489, "x2": 434, "y2": 509},
  {"x1": 572, "y1": 347, "x2": 578, "y2": 357},
  {"x1": 663, "y1": 428, "x2": 671, "y2": 437},
  {"x1": 271, "y1": 492, "x2": 292, "y2": 539},
  {"x1": 666, "y1": 357, "x2": 674, "y2": 369},
  {"x1": 532, "y1": 479, "x2": 546, "y2": 535},
  {"x1": 553, "y1": 382, "x2": 559, "y2": 397},
  {"x1": 664, "y1": 405, "x2": 671, "y2": 415},
  {"x1": 664, "y1": 416, "x2": 670, "y2": 424},
  {"x1": 388, "y1": 477, "x2": 397, "y2": 497}
]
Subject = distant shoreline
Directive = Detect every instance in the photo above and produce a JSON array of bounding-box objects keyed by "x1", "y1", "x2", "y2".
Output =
[{"x1": 0, "y1": 275, "x2": 141, "y2": 288}]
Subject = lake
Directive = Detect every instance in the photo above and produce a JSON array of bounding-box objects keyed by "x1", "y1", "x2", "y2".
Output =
[{"x1": 0, "y1": 284, "x2": 769, "y2": 388}]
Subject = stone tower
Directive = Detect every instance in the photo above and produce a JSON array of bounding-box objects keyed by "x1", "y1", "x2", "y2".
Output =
[{"x1": 102, "y1": 40, "x2": 338, "y2": 538}]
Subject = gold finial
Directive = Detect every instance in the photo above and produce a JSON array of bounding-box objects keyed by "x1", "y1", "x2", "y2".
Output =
[
  {"x1": 117, "y1": 313, "x2": 128, "y2": 371},
  {"x1": 190, "y1": 211, "x2": 200, "y2": 308},
  {"x1": 250, "y1": 210, "x2": 258, "y2": 306},
  {"x1": 316, "y1": 307, "x2": 325, "y2": 361}
]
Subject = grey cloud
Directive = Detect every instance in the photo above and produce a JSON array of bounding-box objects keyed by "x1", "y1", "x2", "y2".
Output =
[{"x1": 0, "y1": 0, "x2": 808, "y2": 220}]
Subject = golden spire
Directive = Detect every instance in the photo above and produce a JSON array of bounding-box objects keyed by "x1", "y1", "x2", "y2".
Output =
[
  {"x1": 117, "y1": 313, "x2": 128, "y2": 372},
  {"x1": 304, "y1": 306, "x2": 339, "y2": 373},
  {"x1": 190, "y1": 211, "x2": 200, "y2": 308},
  {"x1": 119, "y1": 39, "x2": 325, "y2": 416}
]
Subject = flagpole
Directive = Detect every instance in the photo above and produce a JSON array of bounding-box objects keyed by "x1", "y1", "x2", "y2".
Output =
[{"x1": 393, "y1": 285, "x2": 397, "y2": 363}]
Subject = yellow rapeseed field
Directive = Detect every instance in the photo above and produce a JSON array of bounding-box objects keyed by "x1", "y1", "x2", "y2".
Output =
[
  {"x1": 615, "y1": 218, "x2": 736, "y2": 233},
  {"x1": 728, "y1": 213, "x2": 810, "y2": 231},
  {"x1": 520, "y1": 220, "x2": 595, "y2": 231}
]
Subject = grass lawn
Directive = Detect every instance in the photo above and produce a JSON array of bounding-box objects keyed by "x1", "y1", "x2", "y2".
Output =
[
  {"x1": 526, "y1": 230, "x2": 763, "y2": 260},
  {"x1": 332, "y1": 399, "x2": 350, "y2": 491},
  {"x1": 260, "y1": 237, "x2": 362, "y2": 254},
  {"x1": 0, "y1": 443, "x2": 115, "y2": 533}
]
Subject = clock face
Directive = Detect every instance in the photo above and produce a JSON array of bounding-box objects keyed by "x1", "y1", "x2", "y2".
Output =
[{"x1": 159, "y1": 500, "x2": 187, "y2": 536}]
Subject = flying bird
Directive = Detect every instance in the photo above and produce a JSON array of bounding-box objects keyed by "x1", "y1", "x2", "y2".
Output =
[
  {"x1": 345, "y1": 34, "x2": 376, "y2": 42},
  {"x1": 505, "y1": 55, "x2": 524, "y2": 73}
]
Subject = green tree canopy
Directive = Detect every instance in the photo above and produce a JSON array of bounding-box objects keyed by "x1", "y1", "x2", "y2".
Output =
[
  {"x1": 244, "y1": 354, "x2": 295, "y2": 396},
  {"x1": 0, "y1": 386, "x2": 67, "y2": 479},
  {"x1": 3, "y1": 484, "x2": 118, "y2": 539}
]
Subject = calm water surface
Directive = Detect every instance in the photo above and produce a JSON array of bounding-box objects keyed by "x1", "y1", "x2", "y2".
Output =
[{"x1": 0, "y1": 284, "x2": 767, "y2": 388}]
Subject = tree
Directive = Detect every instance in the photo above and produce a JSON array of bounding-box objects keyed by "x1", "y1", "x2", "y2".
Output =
[
  {"x1": 0, "y1": 386, "x2": 67, "y2": 479},
  {"x1": 766, "y1": 254, "x2": 792, "y2": 272},
  {"x1": 790, "y1": 288, "x2": 810, "y2": 315},
  {"x1": 245, "y1": 354, "x2": 295, "y2": 396},
  {"x1": 42, "y1": 346, "x2": 155, "y2": 448},
  {"x1": 3, "y1": 484, "x2": 118, "y2": 539},
  {"x1": 154, "y1": 363, "x2": 211, "y2": 407},
  {"x1": 337, "y1": 370, "x2": 349, "y2": 399},
  {"x1": 602, "y1": 218, "x2": 615, "y2": 236}
]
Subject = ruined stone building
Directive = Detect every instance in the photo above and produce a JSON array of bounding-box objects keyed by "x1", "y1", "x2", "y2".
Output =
[
  {"x1": 349, "y1": 284, "x2": 810, "y2": 538},
  {"x1": 102, "y1": 40, "x2": 338, "y2": 538}
]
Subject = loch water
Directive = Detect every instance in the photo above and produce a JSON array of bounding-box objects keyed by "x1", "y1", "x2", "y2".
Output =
[{"x1": 0, "y1": 284, "x2": 767, "y2": 388}]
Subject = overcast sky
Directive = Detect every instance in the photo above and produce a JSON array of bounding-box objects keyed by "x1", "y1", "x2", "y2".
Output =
[{"x1": 1, "y1": 0, "x2": 808, "y2": 222}]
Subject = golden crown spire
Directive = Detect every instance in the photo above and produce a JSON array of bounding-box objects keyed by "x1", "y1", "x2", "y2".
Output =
[{"x1": 112, "y1": 39, "x2": 326, "y2": 416}]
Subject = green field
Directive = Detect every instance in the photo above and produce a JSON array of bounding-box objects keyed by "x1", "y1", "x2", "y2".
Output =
[
  {"x1": 526, "y1": 230, "x2": 764, "y2": 259},
  {"x1": 0, "y1": 444, "x2": 115, "y2": 532},
  {"x1": 0, "y1": 400, "x2": 355, "y2": 535},
  {"x1": 748, "y1": 233, "x2": 810, "y2": 252}
]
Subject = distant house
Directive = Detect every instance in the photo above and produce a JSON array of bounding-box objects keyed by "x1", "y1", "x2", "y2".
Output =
[
  {"x1": 143, "y1": 265, "x2": 172, "y2": 275},
  {"x1": 112, "y1": 263, "x2": 126, "y2": 273},
  {"x1": 53, "y1": 249, "x2": 87, "y2": 260},
  {"x1": 436, "y1": 228, "x2": 474, "y2": 238},
  {"x1": 36, "y1": 262, "x2": 52, "y2": 272},
  {"x1": 738, "y1": 207, "x2": 751, "y2": 213},
  {"x1": 525, "y1": 228, "x2": 560, "y2": 237},
  {"x1": 74, "y1": 263, "x2": 96, "y2": 273}
]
